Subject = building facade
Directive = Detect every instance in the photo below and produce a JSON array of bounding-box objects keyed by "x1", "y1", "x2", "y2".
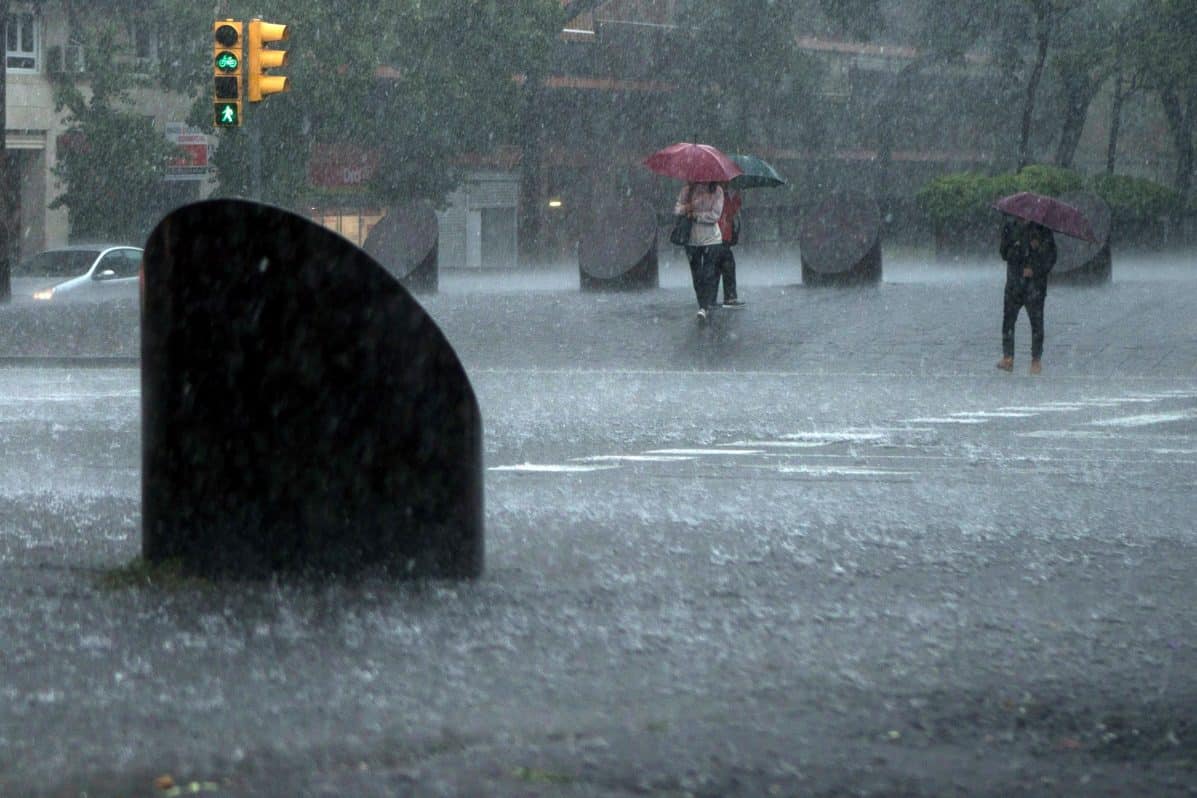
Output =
[{"x1": 5, "y1": 3, "x2": 200, "y2": 261}]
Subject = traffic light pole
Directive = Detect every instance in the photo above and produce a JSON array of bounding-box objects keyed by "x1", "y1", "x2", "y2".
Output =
[
  {"x1": 213, "y1": 16, "x2": 287, "y2": 202},
  {"x1": 250, "y1": 116, "x2": 263, "y2": 201}
]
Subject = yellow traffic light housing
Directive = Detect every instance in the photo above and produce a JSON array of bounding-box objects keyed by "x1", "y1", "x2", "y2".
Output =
[
  {"x1": 247, "y1": 19, "x2": 289, "y2": 102},
  {"x1": 213, "y1": 19, "x2": 243, "y2": 127}
]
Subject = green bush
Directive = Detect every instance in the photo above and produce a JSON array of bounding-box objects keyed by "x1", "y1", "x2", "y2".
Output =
[
  {"x1": 914, "y1": 172, "x2": 990, "y2": 230},
  {"x1": 1011, "y1": 164, "x2": 1085, "y2": 197},
  {"x1": 916, "y1": 165, "x2": 1085, "y2": 233},
  {"x1": 1090, "y1": 174, "x2": 1180, "y2": 223}
]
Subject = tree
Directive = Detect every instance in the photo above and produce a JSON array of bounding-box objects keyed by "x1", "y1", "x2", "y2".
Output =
[
  {"x1": 1016, "y1": 0, "x2": 1081, "y2": 170},
  {"x1": 1129, "y1": 0, "x2": 1197, "y2": 199},
  {"x1": 49, "y1": 22, "x2": 179, "y2": 241},
  {"x1": 157, "y1": 0, "x2": 560, "y2": 209},
  {"x1": 1104, "y1": 4, "x2": 1148, "y2": 174},
  {"x1": 673, "y1": 0, "x2": 823, "y2": 154}
]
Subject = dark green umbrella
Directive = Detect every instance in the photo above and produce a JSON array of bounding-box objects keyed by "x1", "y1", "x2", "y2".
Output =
[{"x1": 728, "y1": 154, "x2": 786, "y2": 189}]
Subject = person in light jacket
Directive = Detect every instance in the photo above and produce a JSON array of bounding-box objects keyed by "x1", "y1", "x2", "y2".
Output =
[{"x1": 675, "y1": 181, "x2": 724, "y2": 323}]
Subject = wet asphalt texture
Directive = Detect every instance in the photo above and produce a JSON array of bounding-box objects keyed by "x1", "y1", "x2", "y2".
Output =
[{"x1": 1, "y1": 256, "x2": 1196, "y2": 797}]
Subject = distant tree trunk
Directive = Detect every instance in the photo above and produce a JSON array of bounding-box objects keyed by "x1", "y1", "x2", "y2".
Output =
[
  {"x1": 1054, "y1": 71, "x2": 1101, "y2": 168},
  {"x1": 1106, "y1": 69, "x2": 1126, "y2": 175},
  {"x1": 0, "y1": 0, "x2": 10, "y2": 304},
  {"x1": 1018, "y1": 9, "x2": 1055, "y2": 170},
  {"x1": 517, "y1": 70, "x2": 548, "y2": 264},
  {"x1": 1159, "y1": 84, "x2": 1196, "y2": 202},
  {"x1": 872, "y1": 56, "x2": 932, "y2": 220}
]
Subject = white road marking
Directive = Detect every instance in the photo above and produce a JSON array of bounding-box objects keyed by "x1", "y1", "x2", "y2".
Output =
[
  {"x1": 474, "y1": 367, "x2": 1195, "y2": 384},
  {"x1": 490, "y1": 392, "x2": 1197, "y2": 476},
  {"x1": 0, "y1": 391, "x2": 140, "y2": 403},
  {"x1": 726, "y1": 440, "x2": 867, "y2": 449},
  {"x1": 1019, "y1": 429, "x2": 1194, "y2": 440},
  {"x1": 574, "y1": 455, "x2": 695, "y2": 463},
  {"x1": 1088, "y1": 411, "x2": 1197, "y2": 428},
  {"x1": 773, "y1": 465, "x2": 915, "y2": 477},
  {"x1": 489, "y1": 463, "x2": 620, "y2": 473},
  {"x1": 777, "y1": 431, "x2": 890, "y2": 443},
  {"x1": 646, "y1": 448, "x2": 764, "y2": 456},
  {"x1": 949, "y1": 411, "x2": 1037, "y2": 418}
]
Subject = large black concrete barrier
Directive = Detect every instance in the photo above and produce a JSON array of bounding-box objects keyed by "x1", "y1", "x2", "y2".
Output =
[
  {"x1": 799, "y1": 192, "x2": 883, "y2": 286},
  {"x1": 579, "y1": 196, "x2": 658, "y2": 291},
  {"x1": 1052, "y1": 191, "x2": 1112, "y2": 285},
  {"x1": 141, "y1": 199, "x2": 482, "y2": 579},
  {"x1": 363, "y1": 201, "x2": 439, "y2": 294}
]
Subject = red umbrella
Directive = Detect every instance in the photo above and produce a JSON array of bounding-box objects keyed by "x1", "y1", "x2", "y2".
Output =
[
  {"x1": 993, "y1": 192, "x2": 1098, "y2": 242},
  {"x1": 643, "y1": 142, "x2": 743, "y2": 183}
]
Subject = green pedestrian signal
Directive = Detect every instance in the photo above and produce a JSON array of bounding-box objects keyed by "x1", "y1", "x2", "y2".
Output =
[{"x1": 215, "y1": 102, "x2": 240, "y2": 127}]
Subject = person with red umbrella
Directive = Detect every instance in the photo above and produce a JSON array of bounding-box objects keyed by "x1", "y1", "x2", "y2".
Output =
[
  {"x1": 674, "y1": 179, "x2": 726, "y2": 323},
  {"x1": 993, "y1": 191, "x2": 1095, "y2": 375},
  {"x1": 643, "y1": 143, "x2": 742, "y2": 324},
  {"x1": 997, "y1": 218, "x2": 1056, "y2": 375}
]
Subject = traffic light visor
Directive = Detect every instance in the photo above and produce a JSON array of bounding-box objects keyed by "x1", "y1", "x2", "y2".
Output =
[
  {"x1": 214, "y1": 24, "x2": 239, "y2": 47},
  {"x1": 256, "y1": 21, "x2": 288, "y2": 43}
]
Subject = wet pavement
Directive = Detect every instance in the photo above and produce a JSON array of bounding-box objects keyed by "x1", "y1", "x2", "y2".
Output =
[{"x1": 1, "y1": 255, "x2": 1196, "y2": 797}]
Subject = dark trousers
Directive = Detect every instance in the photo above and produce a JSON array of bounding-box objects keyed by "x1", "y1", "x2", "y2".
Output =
[
  {"x1": 713, "y1": 244, "x2": 737, "y2": 301},
  {"x1": 685, "y1": 245, "x2": 720, "y2": 310},
  {"x1": 1002, "y1": 279, "x2": 1047, "y2": 359}
]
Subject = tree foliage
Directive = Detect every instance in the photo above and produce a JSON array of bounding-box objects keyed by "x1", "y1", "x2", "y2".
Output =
[
  {"x1": 49, "y1": 22, "x2": 179, "y2": 241},
  {"x1": 1125, "y1": 0, "x2": 1197, "y2": 197},
  {"x1": 671, "y1": 0, "x2": 824, "y2": 153},
  {"x1": 916, "y1": 164, "x2": 1084, "y2": 231},
  {"x1": 155, "y1": 0, "x2": 561, "y2": 207}
]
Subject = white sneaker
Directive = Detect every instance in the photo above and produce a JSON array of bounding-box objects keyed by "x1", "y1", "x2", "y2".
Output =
[
  {"x1": 696, "y1": 308, "x2": 708, "y2": 324},
  {"x1": 724, "y1": 298, "x2": 745, "y2": 308}
]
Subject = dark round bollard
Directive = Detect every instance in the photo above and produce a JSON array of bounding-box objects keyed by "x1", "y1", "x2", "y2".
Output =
[
  {"x1": 799, "y1": 192, "x2": 883, "y2": 286},
  {"x1": 141, "y1": 199, "x2": 482, "y2": 579},
  {"x1": 579, "y1": 196, "x2": 658, "y2": 291},
  {"x1": 363, "y1": 202, "x2": 439, "y2": 294},
  {"x1": 1052, "y1": 191, "x2": 1112, "y2": 285}
]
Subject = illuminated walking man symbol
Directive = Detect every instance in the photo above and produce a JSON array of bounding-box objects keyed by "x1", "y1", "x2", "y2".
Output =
[{"x1": 220, "y1": 105, "x2": 236, "y2": 125}]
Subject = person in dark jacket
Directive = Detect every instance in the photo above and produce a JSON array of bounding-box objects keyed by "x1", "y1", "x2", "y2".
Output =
[
  {"x1": 997, "y1": 218, "x2": 1056, "y2": 374},
  {"x1": 714, "y1": 185, "x2": 744, "y2": 307}
]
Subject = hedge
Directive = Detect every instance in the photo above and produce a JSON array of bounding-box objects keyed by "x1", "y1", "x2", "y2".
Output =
[
  {"x1": 1090, "y1": 174, "x2": 1181, "y2": 224},
  {"x1": 917, "y1": 166, "x2": 1186, "y2": 236},
  {"x1": 916, "y1": 165, "x2": 1086, "y2": 232}
]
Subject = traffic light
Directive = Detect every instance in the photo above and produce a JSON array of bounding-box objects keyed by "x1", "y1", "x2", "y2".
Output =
[
  {"x1": 247, "y1": 19, "x2": 289, "y2": 102},
  {"x1": 213, "y1": 19, "x2": 242, "y2": 128}
]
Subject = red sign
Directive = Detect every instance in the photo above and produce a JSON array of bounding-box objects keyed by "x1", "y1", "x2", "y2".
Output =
[
  {"x1": 170, "y1": 139, "x2": 209, "y2": 168},
  {"x1": 308, "y1": 143, "x2": 380, "y2": 188}
]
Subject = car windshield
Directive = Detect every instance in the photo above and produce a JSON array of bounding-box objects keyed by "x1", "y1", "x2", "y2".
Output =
[{"x1": 15, "y1": 250, "x2": 99, "y2": 278}]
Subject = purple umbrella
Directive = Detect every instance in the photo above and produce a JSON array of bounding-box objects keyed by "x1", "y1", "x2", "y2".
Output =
[{"x1": 993, "y1": 192, "x2": 1098, "y2": 242}]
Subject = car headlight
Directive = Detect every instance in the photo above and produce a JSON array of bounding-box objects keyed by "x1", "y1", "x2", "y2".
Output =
[{"x1": 32, "y1": 288, "x2": 54, "y2": 301}]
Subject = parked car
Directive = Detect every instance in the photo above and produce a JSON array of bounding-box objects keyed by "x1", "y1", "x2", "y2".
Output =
[{"x1": 16, "y1": 245, "x2": 143, "y2": 303}]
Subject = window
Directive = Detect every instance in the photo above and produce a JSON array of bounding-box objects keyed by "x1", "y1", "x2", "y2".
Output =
[
  {"x1": 6, "y1": 12, "x2": 38, "y2": 71},
  {"x1": 98, "y1": 249, "x2": 143, "y2": 279},
  {"x1": 311, "y1": 208, "x2": 385, "y2": 248}
]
